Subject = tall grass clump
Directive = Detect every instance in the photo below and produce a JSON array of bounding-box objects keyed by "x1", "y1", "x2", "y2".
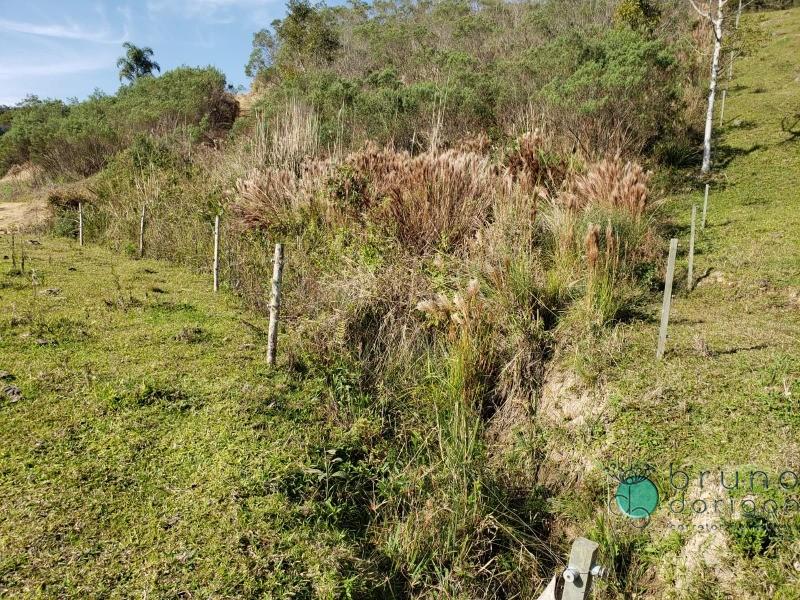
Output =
[{"x1": 220, "y1": 126, "x2": 662, "y2": 596}]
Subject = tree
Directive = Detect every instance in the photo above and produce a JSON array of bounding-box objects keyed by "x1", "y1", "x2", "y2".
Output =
[
  {"x1": 117, "y1": 43, "x2": 161, "y2": 83},
  {"x1": 689, "y1": 0, "x2": 730, "y2": 174},
  {"x1": 245, "y1": 29, "x2": 278, "y2": 79},
  {"x1": 614, "y1": 0, "x2": 661, "y2": 32},
  {"x1": 245, "y1": 0, "x2": 340, "y2": 79}
]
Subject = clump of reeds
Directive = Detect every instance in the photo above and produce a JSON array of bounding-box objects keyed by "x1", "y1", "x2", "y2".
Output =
[
  {"x1": 268, "y1": 98, "x2": 320, "y2": 174},
  {"x1": 561, "y1": 157, "x2": 652, "y2": 218},
  {"x1": 503, "y1": 130, "x2": 569, "y2": 194}
]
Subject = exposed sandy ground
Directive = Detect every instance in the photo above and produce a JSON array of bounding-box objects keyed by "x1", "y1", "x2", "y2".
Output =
[
  {"x1": 0, "y1": 164, "x2": 47, "y2": 232},
  {"x1": 0, "y1": 200, "x2": 45, "y2": 233}
]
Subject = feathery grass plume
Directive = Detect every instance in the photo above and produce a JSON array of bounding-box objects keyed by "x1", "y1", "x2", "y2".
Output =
[
  {"x1": 378, "y1": 149, "x2": 497, "y2": 253},
  {"x1": 604, "y1": 218, "x2": 617, "y2": 262},
  {"x1": 416, "y1": 279, "x2": 483, "y2": 339},
  {"x1": 562, "y1": 156, "x2": 652, "y2": 218},
  {"x1": 233, "y1": 159, "x2": 334, "y2": 233},
  {"x1": 585, "y1": 222, "x2": 601, "y2": 270},
  {"x1": 503, "y1": 130, "x2": 568, "y2": 195},
  {"x1": 456, "y1": 132, "x2": 491, "y2": 154}
]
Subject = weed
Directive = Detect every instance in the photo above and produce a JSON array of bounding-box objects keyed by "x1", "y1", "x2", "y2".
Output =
[{"x1": 724, "y1": 515, "x2": 776, "y2": 558}]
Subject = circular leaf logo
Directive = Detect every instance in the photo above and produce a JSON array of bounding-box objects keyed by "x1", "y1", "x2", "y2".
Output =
[{"x1": 615, "y1": 475, "x2": 659, "y2": 520}]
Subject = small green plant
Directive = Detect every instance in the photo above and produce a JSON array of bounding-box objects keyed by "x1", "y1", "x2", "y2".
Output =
[{"x1": 724, "y1": 515, "x2": 776, "y2": 558}]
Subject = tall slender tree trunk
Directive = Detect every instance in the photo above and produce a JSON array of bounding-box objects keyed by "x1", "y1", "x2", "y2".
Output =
[{"x1": 702, "y1": 12, "x2": 724, "y2": 174}]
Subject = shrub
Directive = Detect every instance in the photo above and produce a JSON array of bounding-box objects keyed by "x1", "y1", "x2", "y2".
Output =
[
  {"x1": 243, "y1": 0, "x2": 694, "y2": 158},
  {"x1": 0, "y1": 68, "x2": 237, "y2": 178}
]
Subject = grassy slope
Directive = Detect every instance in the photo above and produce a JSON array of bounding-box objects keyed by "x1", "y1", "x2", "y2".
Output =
[
  {"x1": 2, "y1": 9, "x2": 799, "y2": 600},
  {"x1": 591, "y1": 7, "x2": 800, "y2": 598},
  {"x1": 0, "y1": 239, "x2": 385, "y2": 598}
]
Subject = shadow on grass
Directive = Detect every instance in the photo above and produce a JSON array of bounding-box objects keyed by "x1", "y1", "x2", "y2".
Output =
[
  {"x1": 713, "y1": 142, "x2": 766, "y2": 170},
  {"x1": 694, "y1": 267, "x2": 715, "y2": 287},
  {"x1": 714, "y1": 343, "x2": 770, "y2": 356},
  {"x1": 721, "y1": 118, "x2": 759, "y2": 131}
]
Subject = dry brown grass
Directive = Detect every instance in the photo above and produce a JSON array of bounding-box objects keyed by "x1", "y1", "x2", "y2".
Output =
[{"x1": 561, "y1": 157, "x2": 652, "y2": 218}]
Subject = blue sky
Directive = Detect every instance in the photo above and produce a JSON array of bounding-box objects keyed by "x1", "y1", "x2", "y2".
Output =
[{"x1": 0, "y1": 0, "x2": 294, "y2": 106}]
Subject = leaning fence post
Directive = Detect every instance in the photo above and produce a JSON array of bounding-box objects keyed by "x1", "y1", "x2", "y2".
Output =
[
  {"x1": 267, "y1": 243, "x2": 284, "y2": 365},
  {"x1": 139, "y1": 204, "x2": 146, "y2": 258},
  {"x1": 78, "y1": 202, "x2": 84, "y2": 247},
  {"x1": 702, "y1": 184, "x2": 709, "y2": 229},
  {"x1": 719, "y1": 89, "x2": 727, "y2": 125},
  {"x1": 657, "y1": 239, "x2": 678, "y2": 360},
  {"x1": 688, "y1": 205, "x2": 697, "y2": 291},
  {"x1": 213, "y1": 215, "x2": 220, "y2": 292}
]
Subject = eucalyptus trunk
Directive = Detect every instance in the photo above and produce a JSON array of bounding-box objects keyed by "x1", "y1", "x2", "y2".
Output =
[{"x1": 701, "y1": 5, "x2": 725, "y2": 174}]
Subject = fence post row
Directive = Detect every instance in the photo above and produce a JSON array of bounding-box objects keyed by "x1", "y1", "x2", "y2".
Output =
[
  {"x1": 657, "y1": 238, "x2": 678, "y2": 360},
  {"x1": 536, "y1": 537, "x2": 606, "y2": 600},
  {"x1": 267, "y1": 243, "x2": 284, "y2": 366}
]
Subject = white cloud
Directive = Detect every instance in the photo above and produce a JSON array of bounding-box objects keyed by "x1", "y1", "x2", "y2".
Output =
[
  {"x1": 147, "y1": 0, "x2": 279, "y2": 22},
  {"x1": 0, "y1": 58, "x2": 110, "y2": 81},
  {"x1": 0, "y1": 18, "x2": 127, "y2": 44}
]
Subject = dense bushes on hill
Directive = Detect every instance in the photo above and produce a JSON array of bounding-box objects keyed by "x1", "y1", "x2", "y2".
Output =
[
  {"x1": 246, "y1": 0, "x2": 698, "y2": 157},
  {"x1": 0, "y1": 67, "x2": 236, "y2": 178}
]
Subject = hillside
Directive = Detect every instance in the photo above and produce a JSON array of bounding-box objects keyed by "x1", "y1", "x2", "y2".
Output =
[
  {"x1": 591, "y1": 7, "x2": 800, "y2": 597},
  {"x1": 1, "y1": 3, "x2": 800, "y2": 599}
]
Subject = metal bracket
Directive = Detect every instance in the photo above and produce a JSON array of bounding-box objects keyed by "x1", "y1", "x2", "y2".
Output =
[{"x1": 536, "y1": 537, "x2": 606, "y2": 600}]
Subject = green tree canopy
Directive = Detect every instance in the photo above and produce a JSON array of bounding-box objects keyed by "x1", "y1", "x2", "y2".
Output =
[
  {"x1": 245, "y1": 0, "x2": 340, "y2": 80},
  {"x1": 117, "y1": 43, "x2": 161, "y2": 83}
]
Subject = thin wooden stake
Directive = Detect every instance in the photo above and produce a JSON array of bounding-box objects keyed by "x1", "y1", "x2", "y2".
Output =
[
  {"x1": 657, "y1": 239, "x2": 678, "y2": 360},
  {"x1": 78, "y1": 202, "x2": 84, "y2": 247},
  {"x1": 267, "y1": 243, "x2": 284, "y2": 366},
  {"x1": 688, "y1": 205, "x2": 697, "y2": 291},
  {"x1": 213, "y1": 215, "x2": 220, "y2": 292},
  {"x1": 719, "y1": 89, "x2": 727, "y2": 125},
  {"x1": 139, "y1": 204, "x2": 146, "y2": 258},
  {"x1": 702, "y1": 184, "x2": 709, "y2": 229},
  {"x1": 11, "y1": 234, "x2": 16, "y2": 269}
]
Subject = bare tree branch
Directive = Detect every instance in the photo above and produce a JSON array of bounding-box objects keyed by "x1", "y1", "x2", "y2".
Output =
[{"x1": 689, "y1": 0, "x2": 711, "y2": 19}]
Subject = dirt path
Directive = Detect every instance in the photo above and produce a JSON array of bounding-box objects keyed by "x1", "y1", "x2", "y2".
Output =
[{"x1": 0, "y1": 200, "x2": 44, "y2": 233}]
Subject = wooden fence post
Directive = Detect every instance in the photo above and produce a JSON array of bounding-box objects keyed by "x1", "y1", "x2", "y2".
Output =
[
  {"x1": 11, "y1": 234, "x2": 16, "y2": 269},
  {"x1": 213, "y1": 215, "x2": 220, "y2": 292},
  {"x1": 267, "y1": 243, "x2": 284, "y2": 365},
  {"x1": 719, "y1": 89, "x2": 727, "y2": 125},
  {"x1": 78, "y1": 202, "x2": 84, "y2": 247},
  {"x1": 702, "y1": 184, "x2": 709, "y2": 230},
  {"x1": 657, "y1": 239, "x2": 678, "y2": 360},
  {"x1": 139, "y1": 204, "x2": 146, "y2": 258},
  {"x1": 688, "y1": 205, "x2": 697, "y2": 291}
]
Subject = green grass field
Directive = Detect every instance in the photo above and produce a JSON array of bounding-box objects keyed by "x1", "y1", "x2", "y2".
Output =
[{"x1": 0, "y1": 240, "x2": 393, "y2": 597}]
